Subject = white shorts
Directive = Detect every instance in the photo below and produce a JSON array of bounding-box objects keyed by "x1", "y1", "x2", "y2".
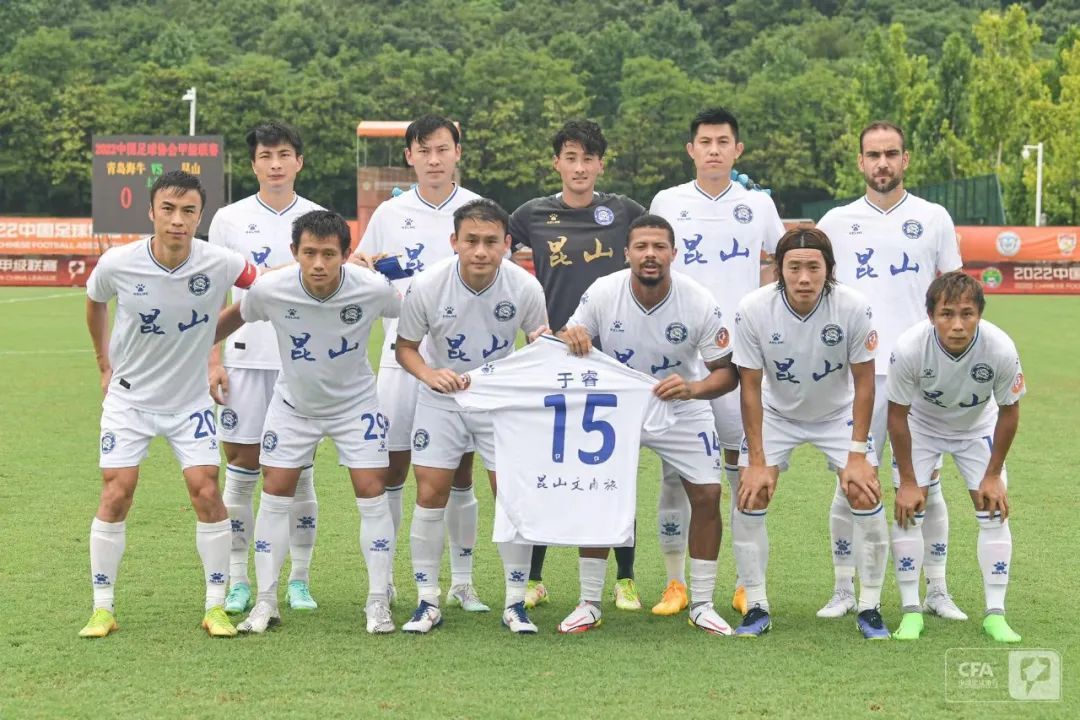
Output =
[
  {"x1": 377, "y1": 366, "x2": 419, "y2": 452},
  {"x1": 739, "y1": 410, "x2": 880, "y2": 471},
  {"x1": 220, "y1": 367, "x2": 278, "y2": 444},
  {"x1": 643, "y1": 406, "x2": 722, "y2": 485},
  {"x1": 259, "y1": 393, "x2": 388, "y2": 469},
  {"x1": 709, "y1": 390, "x2": 743, "y2": 451},
  {"x1": 410, "y1": 403, "x2": 495, "y2": 471},
  {"x1": 909, "y1": 430, "x2": 1005, "y2": 491},
  {"x1": 99, "y1": 396, "x2": 220, "y2": 469}
]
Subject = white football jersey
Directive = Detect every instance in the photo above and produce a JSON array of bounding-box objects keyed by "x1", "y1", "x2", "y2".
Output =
[
  {"x1": 566, "y1": 269, "x2": 730, "y2": 416},
  {"x1": 208, "y1": 193, "x2": 324, "y2": 370},
  {"x1": 396, "y1": 256, "x2": 548, "y2": 410},
  {"x1": 650, "y1": 181, "x2": 784, "y2": 320},
  {"x1": 733, "y1": 283, "x2": 876, "y2": 422},
  {"x1": 240, "y1": 264, "x2": 400, "y2": 418},
  {"x1": 361, "y1": 185, "x2": 483, "y2": 369},
  {"x1": 817, "y1": 192, "x2": 962, "y2": 371},
  {"x1": 455, "y1": 335, "x2": 674, "y2": 546},
  {"x1": 886, "y1": 319, "x2": 1024, "y2": 439},
  {"x1": 87, "y1": 238, "x2": 254, "y2": 413}
]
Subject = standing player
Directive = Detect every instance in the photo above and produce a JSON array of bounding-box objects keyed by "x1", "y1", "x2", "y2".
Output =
[
  {"x1": 353, "y1": 115, "x2": 488, "y2": 612},
  {"x1": 208, "y1": 121, "x2": 324, "y2": 614},
  {"x1": 214, "y1": 211, "x2": 401, "y2": 634},
  {"x1": 80, "y1": 171, "x2": 258, "y2": 638},
  {"x1": 649, "y1": 108, "x2": 785, "y2": 617},
  {"x1": 395, "y1": 199, "x2": 548, "y2": 634},
  {"x1": 556, "y1": 215, "x2": 739, "y2": 635},
  {"x1": 817, "y1": 121, "x2": 964, "y2": 620},
  {"x1": 732, "y1": 228, "x2": 890, "y2": 639},
  {"x1": 509, "y1": 119, "x2": 646, "y2": 610},
  {"x1": 887, "y1": 272, "x2": 1024, "y2": 642}
]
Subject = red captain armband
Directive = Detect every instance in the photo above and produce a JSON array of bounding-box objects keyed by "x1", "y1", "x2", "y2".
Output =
[{"x1": 234, "y1": 261, "x2": 258, "y2": 289}]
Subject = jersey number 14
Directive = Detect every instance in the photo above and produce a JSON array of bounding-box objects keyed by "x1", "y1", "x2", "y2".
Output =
[{"x1": 543, "y1": 393, "x2": 617, "y2": 465}]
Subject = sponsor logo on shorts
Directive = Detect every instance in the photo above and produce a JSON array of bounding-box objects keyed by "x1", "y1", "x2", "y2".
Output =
[
  {"x1": 100, "y1": 431, "x2": 117, "y2": 454},
  {"x1": 733, "y1": 204, "x2": 753, "y2": 224},
  {"x1": 340, "y1": 304, "x2": 363, "y2": 324},
  {"x1": 865, "y1": 330, "x2": 878, "y2": 351},
  {"x1": 971, "y1": 363, "x2": 994, "y2": 383},
  {"x1": 594, "y1": 206, "x2": 614, "y2": 226},
  {"x1": 902, "y1": 219, "x2": 924, "y2": 239},
  {"x1": 665, "y1": 322, "x2": 688, "y2": 344},
  {"x1": 220, "y1": 408, "x2": 238, "y2": 430},
  {"x1": 821, "y1": 324, "x2": 844, "y2": 346},
  {"x1": 188, "y1": 273, "x2": 211, "y2": 296},
  {"x1": 493, "y1": 300, "x2": 517, "y2": 321},
  {"x1": 412, "y1": 428, "x2": 430, "y2": 451},
  {"x1": 261, "y1": 430, "x2": 279, "y2": 452}
]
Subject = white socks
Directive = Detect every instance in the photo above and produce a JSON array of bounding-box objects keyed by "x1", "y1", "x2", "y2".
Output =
[
  {"x1": 384, "y1": 482, "x2": 405, "y2": 585},
  {"x1": 853, "y1": 504, "x2": 888, "y2": 611},
  {"x1": 579, "y1": 557, "x2": 607, "y2": 604},
  {"x1": 89, "y1": 518, "x2": 126, "y2": 612},
  {"x1": 657, "y1": 461, "x2": 689, "y2": 584},
  {"x1": 497, "y1": 541, "x2": 531, "y2": 608},
  {"x1": 447, "y1": 485, "x2": 478, "y2": 587},
  {"x1": 357, "y1": 494, "x2": 394, "y2": 605},
  {"x1": 410, "y1": 505, "x2": 445, "y2": 605},
  {"x1": 689, "y1": 558, "x2": 718, "y2": 606},
  {"x1": 222, "y1": 465, "x2": 259, "y2": 585},
  {"x1": 977, "y1": 513, "x2": 1011, "y2": 613},
  {"x1": 891, "y1": 517, "x2": 925, "y2": 609},
  {"x1": 196, "y1": 519, "x2": 231, "y2": 609},
  {"x1": 288, "y1": 466, "x2": 318, "y2": 583},
  {"x1": 732, "y1": 509, "x2": 769, "y2": 612},
  {"x1": 253, "y1": 492, "x2": 292, "y2": 607},
  {"x1": 829, "y1": 478, "x2": 856, "y2": 593},
  {"x1": 921, "y1": 481, "x2": 950, "y2": 588}
]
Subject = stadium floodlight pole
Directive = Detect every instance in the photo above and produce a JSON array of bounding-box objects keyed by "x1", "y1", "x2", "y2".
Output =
[
  {"x1": 182, "y1": 86, "x2": 197, "y2": 136},
  {"x1": 1021, "y1": 143, "x2": 1044, "y2": 227}
]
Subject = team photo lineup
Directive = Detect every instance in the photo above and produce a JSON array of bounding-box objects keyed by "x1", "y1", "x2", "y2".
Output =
[{"x1": 78, "y1": 108, "x2": 1029, "y2": 647}]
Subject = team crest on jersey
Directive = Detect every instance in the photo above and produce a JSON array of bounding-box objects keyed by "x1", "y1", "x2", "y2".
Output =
[
  {"x1": 665, "y1": 322, "x2": 689, "y2": 344},
  {"x1": 412, "y1": 429, "x2": 430, "y2": 451},
  {"x1": 188, "y1": 273, "x2": 211, "y2": 296},
  {"x1": 995, "y1": 231, "x2": 1021, "y2": 257},
  {"x1": 970, "y1": 363, "x2": 994, "y2": 383},
  {"x1": 493, "y1": 300, "x2": 516, "y2": 321},
  {"x1": 340, "y1": 304, "x2": 363, "y2": 324},
  {"x1": 733, "y1": 204, "x2": 753, "y2": 224},
  {"x1": 610, "y1": 320, "x2": 624, "y2": 332},
  {"x1": 850, "y1": 223, "x2": 862, "y2": 235},
  {"x1": 133, "y1": 283, "x2": 148, "y2": 296},
  {"x1": 261, "y1": 431, "x2": 278, "y2": 452},
  {"x1": 285, "y1": 308, "x2": 299, "y2": 320},
  {"x1": 1011, "y1": 372, "x2": 1025, "y2": 394},
  {"x1": 716, "y1": 327, "x2": 730, "y2": 349},
  {"x1": 100, "y1": 431, "x2": 117, "y2": 454},
  {"x1": 820, "y1": 324, "x2": 844, "y2": 346},
  {"x1": 865, "y1": 330, "x2": 878, "y2": 351},
  {"x1": 594, "y1": 206, "x2": 614, "y2": 226},
  {"x1": 220, "y1": 408, "x2": 238, "y2": 430},
  {"x1": 902, "y1": 219, "x2": 924, "y2": 239}
]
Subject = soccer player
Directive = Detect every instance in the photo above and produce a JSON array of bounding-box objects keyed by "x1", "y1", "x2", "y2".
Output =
[
  {"x1": 887, "y1": 271, "x2": 1024, "y2": 642},
  {"x1": 649, "y1": 107, "x2": 785, "y2": 617},
  {"x1": 556, "y1": 214, "x2": 739, "y2": 635},
  {"x1": 80, "y1": 171, "x2": 258, "y2": 638},
  {"x1": 732, "y1": 227, "x2": 890, "y2": 639},
  {"x1": 509, "y1": 119, "x2": 646, "y2": 610},
  {"x1": 214, "y1": 211, "x2": 401, "y2": 634},
  {"x1": 395, "y1": 198, "x2": 548, "y2": 634},
  {"x1": 208, "y1": 121, "x2": 324, "y2": 614},
  {"x1": 352, "y1": 115, "x2": 488, "y2": 612},
  {"x1": 817, "y1": 121, "x2": 964, "y2": 620}
]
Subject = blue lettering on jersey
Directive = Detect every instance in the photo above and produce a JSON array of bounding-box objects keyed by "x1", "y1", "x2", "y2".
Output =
[
  {"x1": 855, "y1": 248, "x2": 879, "y2": 279},
  {"x1": 922, "y1": 389, "x2": 947, "y2": 407},
  {"x1": 958, "y1": 393, "x2": 990, "y2": 408},
  {"x1": 251, "y1": 246, "x2": 271, "y2": 267},
  {"x1": 178, "y1": 308, "x2": 210, "y2": 332},
  {"x1": 613, "y1": 348, "x2": 635, "y2": 365},
  {"x1": 290, "y1": 332, "x2": 315, "y2": 361},
  {"x1": 719, "y1": 237, "x2": 750, "y2": 262},
  {"x1": 812, "y1": 359, "x2": 845, "y2": 381},
  {"x1": 139, "y1": 308, "x2": 165, "y2": 335},
  {"x1": 651, "y1": 356, "x2": 682, "y2": 375},
  {"x1": 447, "y1": 333, "x2": 471, "y2": 361},
  {"x1": 682, "y1": 234, "x2": 707, "y2": 265},
  {"x1": 774, "y1": 357, "x2": 800, "y2": 384},
  {"x1": 482, "y1": 334, "x2": 510, "y2": 359},
  {"x1": 328, "y1": 336, "x2": 360, "y2": 359},
  {"x1": 405, "y1": 243, "x2": 425, "y2": 272},
  {"x1": 889, "y1": 252, "x2": 920, "y2": 275}
]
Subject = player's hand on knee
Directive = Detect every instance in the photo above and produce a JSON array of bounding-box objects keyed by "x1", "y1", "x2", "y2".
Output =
[
  {"x1": 737, "y1": 466, "x2": 774, "y2": 511},
  {"x1": 977, "y1": 473, "x2": 1009, "y2": 521},
  {"x1": 894, "y1": 483, "x2": 926, "y2": 528},
  {"x1": 557, "y1": 325, "x2": 592, "y2": 357},
  {"x1": 208, "y1": 364, "x2": 229, "y2": 405},
  {"x1": 840, "y1": 455, "x2": 880, "y2": 507}
]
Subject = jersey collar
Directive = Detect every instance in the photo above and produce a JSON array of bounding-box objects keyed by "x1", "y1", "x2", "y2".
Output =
[
  {"x1": 862, "y1": 191, "x2": 909, "y2": 216},
  {"x1": 298, "y1": 266, "x2": 345, "y2": 303},
  {"x1": 692, "y1": 180, "x2": 733, "y2": 202},
  {"x1": 415, "y1": 184, "x2": 459, "y2": 211},
  {"x1": 629, "y1": 275, "x2": 673, "y2": 315},
  {"x1": 146, "y1": 237, "x2": 192, "y2": 274},
  {"x1": 256, "y1": 193, "x2": 299, "y2": 216},
  {"x1": 780, "y1": 287, "x2": 824, "y2": 322},
  {"x1": 933, "y1": 326, "x2": 980, "y2": 362},
  {"x1": 455, "y1": 259, "x2": 499, "y2": 296}
]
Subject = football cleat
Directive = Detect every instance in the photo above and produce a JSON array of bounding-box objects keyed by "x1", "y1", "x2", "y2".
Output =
[
  {"x1": 856, "y1": 608, "x2": 891, "y2": 640},
  {"x1": 558, "y1": 602, "x2": 602, "y2": 634},
  {"x1": 502, "y1": 601, "x2": 538, "y2": 634},
  {"x1": 446, "y1": 584, "x2": 491, "y2": 612},
  {"x1": 892, "y1": 612, "x2": 924, "y2": 640},
  {"x1": 524, "y1": 580, "x2": 549, "y2": 609},
  {"x1": 237, "y1": 600, "x2": 281, "y2": 634},
  {"x1": 924, "y1": 590, "x2": 968, "y2": 621},
  {"x1": 202, "y1": 605, "x2": 238, "y2": 638},
  {"x1": 652, "y1": 580, "x2": 689, "y2": 616},
  {"x1": 78, "y1": 608, "x2": 118, "y2": 638},
  {"x1": 731, "y1": 585, "x2": 748, "y2": 616},
  {"x1": 402, "y1": 600, "x2": 442, "y2": 634},
  {"x1": 286, "y1": 580, "x2": 318, "y2": 611},
  {"x1": 735, "y1": 606, "x2": 772, "y2": 637},
  {"x1": 688, "y1": 603, "x2": 734, "y2": 636},
  {"x1": 224, "y1": 582, "x2": 253, "y2": 614},
  {"x1": 365, "y1": 600, "x2": 395, "y2": 634},
  {"x1": 612, "y1": 578, "x2": 642, "y2": 611},
  {"x1": 983, "y1": 614, "x2": 1021, "y2": 643},
  {"x1": 816, "y1": 588, "x2": 856, "y2": 618}
]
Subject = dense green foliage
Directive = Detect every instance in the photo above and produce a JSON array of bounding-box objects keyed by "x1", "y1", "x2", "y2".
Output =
[{"x1": 1, "y1": 1, "x2": 1077, "y2": 221}]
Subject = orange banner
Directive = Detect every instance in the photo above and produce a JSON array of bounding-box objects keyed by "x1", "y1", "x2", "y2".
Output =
[
  {"x1": 0, "y1": 217, "x2": 141, "y2": 255},
  {"x1": 956, "y1": 226, "x2": 1079, "y2": 263}
]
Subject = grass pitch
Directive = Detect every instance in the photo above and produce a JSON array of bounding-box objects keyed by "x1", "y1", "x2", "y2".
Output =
[{"x1": 0, "y1": 287, "x2": 1075, "y2": 719}]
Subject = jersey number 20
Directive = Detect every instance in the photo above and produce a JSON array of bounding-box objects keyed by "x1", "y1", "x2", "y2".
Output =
[{"x1": 543, "y1": 393, "x2": 617, "y2": 465}]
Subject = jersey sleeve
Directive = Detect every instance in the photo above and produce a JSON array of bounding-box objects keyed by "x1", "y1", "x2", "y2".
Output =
[
  {"x1": 508, "y1": 202, "x2": 531, "y2": 253},
  {"x1": 884, "y1": 342, "x2": 918, "y2": 406},
  {"x1": 761, "y1": 198, "x2": 785, "y2": 255},
  {"x1": 378, "y1": 273, "x2": 402, "y2": 320},
  {"x1": 564, "y1": 278, "x2": 602, "y2": 336},
  {"x1": 934, "y1": 208, "x2": 963, "y2": 273},
  {"x1": 395, "y1": 283, "x2": 430, "y2": 343},
  {"x1": 85, "y1": 249, "x2": 116, "y2": 303},
  {"x1": 846, "y1": 296, "x2": 875, "y2": 364},
  {"x1": 239, "y1": 281, "x2": 269, "y2": 323},
  {"x1": 622, "y1": 196, "x2": 647, "y2": 220},
  {"x1": 360, "y1": 204, "x2": 387, "y2": 255},
  {"x1": 696, "y1": 300, "x2": 730, "y2": 364},
  {"x1": 519, "y1": 275, "x2": 549, "y2": 334},
  {"x1": 230, "y1": 250, "x2": 258, "y2": 289},
  {"x1": 992, "y1": 339, "x2": 1025, "y2": 406},
  {"x1": 731, "y1": 300, "x2": 763, "y2": 370},
  {"x1": 207, "y1": 209, "x2": 230, "y2": 250}
]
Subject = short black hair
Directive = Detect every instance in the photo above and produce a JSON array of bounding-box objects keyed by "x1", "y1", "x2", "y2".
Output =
[
  {"x1": 246, "y1": 121, "x2": 303, "y2": 161},
  {"x1": 552, "y1": 119, "x2": 607, "y2": 158},
  {"x1": 291, "y1": 210, "x2": 351, "y2": 254},
  {"x1": 150, "y1": 170, "x2": 205, "y2": 210},
  {"x1": 452, "y1": 198, "x2": 510, "y2": 236},
  {"x1": 859, "y1": 120, "x2": 905, "y2": 153},
  {"x1": 774, "y1": 227, "x2": 837, "y2": 296},
  {"x1": 690, "y1": 107, "x2": 740, "y2": 143},
  {"x1": 628, "y1": 214, "x2": 675, "y2": 247},
  {"x1": 405, "y1": 115, "x2": 460, "y2": 149},
  {"x1": 925, "y1": 270, "x2": 984, "y2": 315}
]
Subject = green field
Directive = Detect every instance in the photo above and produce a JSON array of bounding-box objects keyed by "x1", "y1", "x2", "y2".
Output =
[{"x1": 1, "y1": 287, "x2": 1075, "y2": 719}]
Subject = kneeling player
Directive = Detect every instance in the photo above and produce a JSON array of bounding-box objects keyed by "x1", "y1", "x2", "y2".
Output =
[
  {"x1": 888, "y1": 271, "x2": 1024, "y2": 642},
  {"x1": 733, "y1": 227, "x2": 890, "y2": 639},
  {"x1": 215, "y1": 211, "x2": 400, "y2": 634},
  {"x1": 557, "y1": 214, "x2": 738, "y2": 635},
  {"x1": 395, "y1": 198, "x2": 548, "y2": 634}
]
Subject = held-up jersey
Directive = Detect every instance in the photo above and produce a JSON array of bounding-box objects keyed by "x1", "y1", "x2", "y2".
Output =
[
  {"x1": 455, "y1": 335, "x2": 675, "y2": 546},
  {"x1": 733, "y1": 283, "x2": 876, "y2": 423},
  {"x1": 817, "y1": 192, "x2": 962, "y2": 371},
  {"x1": 396, "y1": 256, "x2": 548, "y2": 410},
  {"x1": 565, "y1": 269, "x2": 730, "y2": 416},
  {"x1": 239, "y1": 264, "x2": 400, "y2": 418},
  {"x1": 361, "y1": 185, "x2": 483, "y2": 369},
  {"x1": 208, "y1": 193, "x2": 324, "y2": 370},
  {"x1": 886, "y1": 319, "x2": 1025, "y2": 439},
  {"x1": 509, "y1": 192, "x2": 645, "y2": 332},
  {"x1": 650, "y1": 181, "x2": 784, "y2": 320},
  {"x1": 86, "y1": 238, "x2": 256, "y2": 413}
]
